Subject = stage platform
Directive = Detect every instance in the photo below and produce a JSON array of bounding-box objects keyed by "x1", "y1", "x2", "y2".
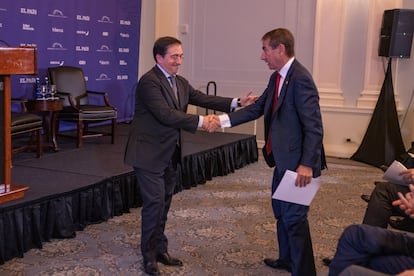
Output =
[{"x1": 0, "y1": 123, "x2": 258, "y2": 264}]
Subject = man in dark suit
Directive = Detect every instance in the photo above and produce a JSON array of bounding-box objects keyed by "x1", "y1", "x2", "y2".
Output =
[
  {"x1": 212, "y1": 28, "x2": 326, "y2": 276},
  {"x1": 124, "y1": 36, "x2": 257, "y2": 275}
]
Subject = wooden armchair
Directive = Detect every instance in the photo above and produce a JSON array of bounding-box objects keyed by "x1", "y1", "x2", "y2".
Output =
[
  {"x1": 47, "y1": 66, "x2": 117, "y2": 147},
  {"x1": 11, "y1": 99, "x2": 42, "y2": 158}
]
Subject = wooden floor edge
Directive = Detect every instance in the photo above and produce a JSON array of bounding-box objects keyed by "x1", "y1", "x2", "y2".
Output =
[{"x1": 0, "y1": 184, "x2": 29, "y2": 204}]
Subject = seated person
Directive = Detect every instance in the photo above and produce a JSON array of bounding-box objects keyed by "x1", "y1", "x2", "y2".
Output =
[
  {"x1": 328, "y1": 184, "x2": 414, "y2": 276},
  {"x1": 362, "y1": 145, "x2": 414, "y2": 232},
  {"x1": 362, "y1": 181, "x2": 412, "y2": 230}
]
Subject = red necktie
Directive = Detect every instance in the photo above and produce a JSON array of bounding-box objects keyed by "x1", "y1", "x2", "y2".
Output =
[{"x1": 265, "y1": 73, "x2": 281, "y2": 155}]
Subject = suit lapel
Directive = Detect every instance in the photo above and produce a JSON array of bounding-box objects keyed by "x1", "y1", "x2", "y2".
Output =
[
  {"x1": 274, "y1": 77, "x2": 289, "y2": 111},
  {"x1": 264, "y1": 72, "x2": 277, "y2": 126}
]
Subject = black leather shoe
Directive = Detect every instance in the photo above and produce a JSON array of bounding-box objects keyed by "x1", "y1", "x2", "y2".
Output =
[
  {"x1": 322, "y1": 257, "x2": 332, "y2": 266},
  {"x1": 360, "y1": 194, "x2": 370, "y2": 203},
  {"x1": 389, "y1": 217, "x2": 414, "y2": 233},
  {"x1": 156, "y1": 252, "x2": 183, "y2": 266},
  {"x1": 263, "y1": 258, "x2": 292, "y2": 272},
  {"x1": 144, "y1": 261, "x2": 160, "y2": 275}
]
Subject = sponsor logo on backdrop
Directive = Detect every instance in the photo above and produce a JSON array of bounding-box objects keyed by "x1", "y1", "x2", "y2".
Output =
[
  {"x1": 117, "y1": 75, "x2": 128, "y2": 80},
  {"x1": 20, "y1": 8, "x2": 37, "y2": 15},
  {"x1": 102, "y1": 31, "x2": 109, "y2": 37},
  {"x1": 22, "y1": 24, "x2": 35, "y2": 31},
  {"x1": 120, "y1": 60, "x2": 127, "y2": 65},
  {"x1": 76, "y1": 45, "x2": 90, "y2": 52},
  {"x1": 99, "y1": 60, "x2": 110, "y2": 65},
  {"x1": 0, "y1": 23, "x2": 3, "y2": 28},
  {"x1": 48, "y1": 10, "x2": 67, "y2": 18},
  {"x1": 120, "y1": 20, "x2": 131, "y2": 26},
  {"x1": 0, "y1": 8, "x2": 7, "y2": 12},
  {"x1": 98, "y1": 16, "x2": 112, "y2": 24},
  {"x1": 47, "y1": 42, "x2": 66, "y2": 50},
  {"x1": 19, "y1": 77, "x2": 36, "y2": 84},
  {"x1": 97, "y1": 45, "x2": 112, "y2": 52},
  {"x1": 50, "y1": 60, "x2": 65, "y2": 66},
  {"x1": 119, "y1": 47, "x2": 129, "y2": 53},
  {"x1": 76, "y1": 15, "x2": 90, "y2": 21},
  {"x1": 79, "y1": 60, "x2": 87, "y2": 65},
  {"x1": 120, "y1": 33, "x2": 130, "y2": 38},
  {"x1": 52, "y1": 27, "x2": 64, "y2": 33},
  {"x1": 76, "y1": 30, "x2": 90, "y2": 36},
  {"x1": 20, "y1": 43, "x2": 37, "y2": 47},
  {"x1": 96, "y1": 74, "x2": 111, "y2": 81}
]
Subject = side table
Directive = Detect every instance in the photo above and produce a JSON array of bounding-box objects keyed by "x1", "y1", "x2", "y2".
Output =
[{"x1": 26, "y1": 99, "x2": 63, "y2": 151}]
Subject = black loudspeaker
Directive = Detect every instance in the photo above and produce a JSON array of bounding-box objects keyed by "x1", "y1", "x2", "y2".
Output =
[{"x1": 378, "y1": 9, "x2": 414, "y2": 58}]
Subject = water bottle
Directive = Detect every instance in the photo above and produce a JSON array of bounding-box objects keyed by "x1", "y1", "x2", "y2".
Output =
[
  {"x1": 34, "y1": 77, "x2": 42, "y2": 99},
  {"x1": 44, "y1": 76, "x2": 51, "y2": 99}
]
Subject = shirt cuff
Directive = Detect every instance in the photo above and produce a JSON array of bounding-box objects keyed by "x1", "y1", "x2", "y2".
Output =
[
  {"x1": 218, "y1": 114, "x2": 231, "y2": 128},
  {"x1": 231, "y1": 98, "x2": 239, "y2": 110},
  {"x1": 198, "y1": 115, "x2": 203, "y2": 128}
]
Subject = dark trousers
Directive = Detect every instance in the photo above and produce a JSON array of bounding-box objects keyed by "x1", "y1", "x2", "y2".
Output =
[
  {"x1": 362, "y1": 182, "x2": 410, "y2": 227},
  {"x1": 271, "y1": 169, "x2": 316, "y2": 276},
  {"x1": 134, "y1": 158, "x2": 178, "y2": 263},
  {"x1": 329, "y1": 224, "x2": 414, "y2": 276}
]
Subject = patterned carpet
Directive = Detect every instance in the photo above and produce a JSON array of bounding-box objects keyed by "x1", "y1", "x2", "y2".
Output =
[{"x1": 0, "y1": 156, "x2": 383, "y2": 275}]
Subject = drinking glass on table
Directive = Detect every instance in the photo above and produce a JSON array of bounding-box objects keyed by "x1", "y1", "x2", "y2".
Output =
[
  {"x1": 50, "y1": 84, "x2": 57, "y2": 99},
  {"x1": 41, "y1": 85, "x2": 47, "y2": 99}
]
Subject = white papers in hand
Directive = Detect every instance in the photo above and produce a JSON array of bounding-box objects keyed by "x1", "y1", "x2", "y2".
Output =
[
  {"x1": 383, "y1": 160, "x2": 408, "y2": 186},
  {"x1": 272, "y1": 170, "x2": 321, "y2": 206}
]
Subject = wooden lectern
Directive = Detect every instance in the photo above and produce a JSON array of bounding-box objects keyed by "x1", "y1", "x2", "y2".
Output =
[{"x1": 0, "y1": 47, "x2": 37, "y2": 204}]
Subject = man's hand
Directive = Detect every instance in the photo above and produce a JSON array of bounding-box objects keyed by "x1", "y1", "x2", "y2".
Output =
[
  {"x1": 202, "y1": 115, "x2": 221, "y2": 133},
  {"x1": 295, "y1": 165, "x2": 312, "y2": 187},
  {"x1": 392, "y1": 184, "x2": 414, "y2": 218},
  {"x1": 400, "y1": 169, "x2": 414, "y2": 184},
  {"x1": 239, "y1": 91, "x2": 259, "y2": 107}
]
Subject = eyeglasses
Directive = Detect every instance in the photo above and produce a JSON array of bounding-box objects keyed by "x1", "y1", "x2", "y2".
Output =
[{"x1": 169, "y1": 54, "x2": 184, "y2": 61}]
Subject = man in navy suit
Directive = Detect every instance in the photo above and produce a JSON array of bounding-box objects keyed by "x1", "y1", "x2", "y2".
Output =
[
  {"x1": 124, "y1": 36, "x2": 257, "y2": 275},
  {"x1": 213, "y1": 28, "x2": 326, "y2": 276}
]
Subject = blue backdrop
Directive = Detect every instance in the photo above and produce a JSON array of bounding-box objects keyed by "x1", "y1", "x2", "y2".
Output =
[{"x1": 0, "y1": 0, "x2": 141, "y2": 122}]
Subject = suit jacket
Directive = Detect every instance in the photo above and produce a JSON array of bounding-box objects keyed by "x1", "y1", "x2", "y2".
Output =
[
  {"x1": 124, "y1": 66, "x2": 233, "y2": 172},
  {"x1": 229, "y1": 59, "x2": 326, "y2": 178}
]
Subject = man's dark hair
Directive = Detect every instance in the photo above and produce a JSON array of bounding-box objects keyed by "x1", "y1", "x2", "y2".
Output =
[
  {"x1": 153, "y1": 36, "x2": 182, "y2": 62},
  {"x1": 262, "y1": 28, "x2": 295, "y2": 57}
]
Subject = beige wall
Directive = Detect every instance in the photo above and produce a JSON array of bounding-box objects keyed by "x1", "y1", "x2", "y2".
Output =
[
  {"x1": 139, "y1": 0, "x2": 180, "y2": 79},
  {"x1": 155, "y1": 0, "x2": 179, "y2": 37},
  {"x1": 138, "y1": 0, "x2": 156, "y2": 79}
]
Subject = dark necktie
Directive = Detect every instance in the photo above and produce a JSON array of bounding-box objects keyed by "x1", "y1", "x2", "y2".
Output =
[
  {"x1": 168, "y1": 76, "x2": 178, "y2": 100},
  {"x1": 265, "y1": 72, "x2": 281, "y2": 155}
]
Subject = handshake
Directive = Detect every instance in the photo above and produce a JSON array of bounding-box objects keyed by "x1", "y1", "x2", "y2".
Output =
[
  {"x1": 202, "y1": 114, "x2": 221, "y2": 133},
  {"x1": 200, "y1": 91, "x2": 259, "y2": 133}
]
